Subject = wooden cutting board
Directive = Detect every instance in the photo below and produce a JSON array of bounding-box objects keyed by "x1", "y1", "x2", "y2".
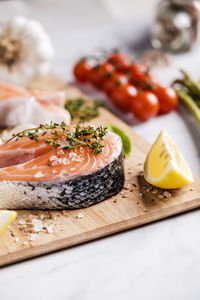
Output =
[{"x1": 0, "y1": 75, "x2": 200, "y2": 267}]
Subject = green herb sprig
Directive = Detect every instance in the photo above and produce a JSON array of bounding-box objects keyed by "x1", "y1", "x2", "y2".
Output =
[
  {"x1": 6, "y1": 122, "x2": 108, "y2": 154},
  {"x1": 65, "y1": 98, "x2": 103, "y2": 122}
]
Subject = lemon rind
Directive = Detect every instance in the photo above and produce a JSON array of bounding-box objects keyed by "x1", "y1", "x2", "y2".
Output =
[{"x1": 0, "y1": 210, "x2": 17, "y2": 238}]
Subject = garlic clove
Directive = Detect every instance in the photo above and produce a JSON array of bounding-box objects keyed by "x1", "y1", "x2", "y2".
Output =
[
  {"x1": 22, "y1": 20, "x2": 46, "y2": 44},
  {"x1": 36, "y1": 42, "x2": 54, "y2": 61},
  {"x1": 18, "y1": 63, "x2": 35, "y2": 79},
  {"x1": 36, "y1": 62, "x2": 51, "y2": 77},
  {"x1": 7, "y1": 16, "x2": 27, "y2": 37}
]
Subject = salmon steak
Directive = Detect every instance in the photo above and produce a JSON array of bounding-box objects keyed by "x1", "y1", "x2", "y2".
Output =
[
  {"x1": 0, "y1": 81, "x2": 71, "y2": 127},
  {"x1": 0, "y1": 124, "x2": 124, "y2": 209}
]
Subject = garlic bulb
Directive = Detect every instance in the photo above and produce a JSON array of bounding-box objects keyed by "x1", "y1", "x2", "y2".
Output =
[{"x1": 0, "y1": 16, "x2": 54, "y2": 86}]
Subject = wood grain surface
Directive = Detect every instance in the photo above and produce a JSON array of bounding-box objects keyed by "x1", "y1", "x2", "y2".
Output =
[{"x1": 0, "y1": 74, "x2": 200, "y2": 267}]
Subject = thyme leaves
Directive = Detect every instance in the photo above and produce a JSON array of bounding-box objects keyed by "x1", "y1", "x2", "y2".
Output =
[{"x1": 6, "y1": 122, "x2": 108, "y2": 154}]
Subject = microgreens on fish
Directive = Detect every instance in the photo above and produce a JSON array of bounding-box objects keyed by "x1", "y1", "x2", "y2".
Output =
[{"x1": 6, "y1": 122, "x2": 108, "y2": 154}]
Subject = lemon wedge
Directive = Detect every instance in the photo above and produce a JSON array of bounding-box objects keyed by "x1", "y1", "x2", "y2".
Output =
[
  {"x1": 0, "y1": 210, "x2": 17, "y2": 238},
  {"x1": 144, "y1": 129, "x2": 194, "y2": 189}
]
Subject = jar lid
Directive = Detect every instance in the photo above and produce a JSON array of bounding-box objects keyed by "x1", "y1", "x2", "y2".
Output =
[{"x1": 170, "y1": 0, "x2": 200, "y2": 10}]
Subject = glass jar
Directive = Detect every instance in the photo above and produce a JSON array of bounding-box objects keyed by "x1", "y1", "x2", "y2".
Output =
[{"x1": 151, "y1": 0, "x2": 200, "y2": 52}]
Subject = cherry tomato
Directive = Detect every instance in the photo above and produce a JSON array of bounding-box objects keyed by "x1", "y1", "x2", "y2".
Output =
[
  {"x1": 111, "y1": 84, "x2": 137, "y2": 112},
  {"x1": 131, "y1": 91, "x2": 160, "y2": 121},
  {"x1": 130, "y1": 73, "x2": 157, "y2": 90},
  {"x1": 73, "y1": 59, "x2": 91, "y2": 83},
  {"x1": 153, "y1": 85, "x2": 178, "y2": 114},
  {"x1": 107, "y1": 53, "x2": 132, "y2": 71},
  {"x1": 128, "y1": 63, "x2": 158, "y2": 90},
  {"x1": 88, "y1": 62, "x2": 114, "y2": 88},
  {"x1": 129, "y1": 63, "x2": 148, "y2": 77},
  {"x1": 102, "y1": 71, "x2": 128, "y2": 95}
]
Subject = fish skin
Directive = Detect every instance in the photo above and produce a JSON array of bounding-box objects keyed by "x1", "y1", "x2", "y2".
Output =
[{"x1": 0, "y1": 151, "x2": 124, "y2": 209}]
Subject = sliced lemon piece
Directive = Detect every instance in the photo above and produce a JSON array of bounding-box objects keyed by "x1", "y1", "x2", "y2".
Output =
[
  {"x1": 0, "y1": 210, "x2": 17, "y2": 238},
  {"x1": 144, "y1": 129, "x2": 194, "y2": 189}
]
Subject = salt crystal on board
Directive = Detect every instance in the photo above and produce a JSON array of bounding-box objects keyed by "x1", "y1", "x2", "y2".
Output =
[
  {"x1": 76, "y1": 213, "x2": 84, "y2": 219},
  {"x1": 32, "y1": 219, "x2": 43, "y2": 232}
]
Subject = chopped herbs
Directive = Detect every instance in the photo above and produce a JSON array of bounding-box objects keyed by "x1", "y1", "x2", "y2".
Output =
[
  {"x1": 6, "y1": 122, "x2": 108, "y2": 155},
  {"x1": 65, "y1": 98, "x2": 103, "y2": 122}
]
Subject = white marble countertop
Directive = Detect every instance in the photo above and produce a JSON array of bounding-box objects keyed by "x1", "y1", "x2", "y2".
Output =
[{"x1": 0, "y1": 1, "x2": 200, "y2": 299}]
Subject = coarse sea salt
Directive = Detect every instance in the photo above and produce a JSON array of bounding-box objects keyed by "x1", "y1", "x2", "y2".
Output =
[
  {"x1": 29, "y1": 214, "x2": 37, "y2": 220},
  {"x1": 34, "y1": 171, "x2": 44, "y2": 178},
  {"x1": 62, "y1": 158, "x2": 69, "y2": 165},
  {"x1": 32, "y1": 219, "x2": 43, "y2": 232},
  {"x1": 46, "y1": 224, "x2": 54, "y2": 233},
  {"x1": 49, "y1": 155, "x2": 58, "y2": 161},
  {"x1": 40, "y1": 214, "x2": 45, "y2": 220},
  {"x1": 69, "y1": 151, "x2": 83, "y2": 162},
  {"x1": 49, "y1": 155, "x2": 59, "y2": 166},
  {"x1": 69, "y1": 152, "x2": 74, "y2": 159},
  {"x1": 57, "y1": 149, "x2": 64, "y2": 155},
  {"x1": 52, "y1": 161, "x2": 58, "y2": 166},
  {"x1": 49, "y1": 155, "x2": 69, "y2": 166},
  {"x1": 18, "y1": 219, "x2": 26, "y2": 225},
  {"x1": 29, "y1": 233, "x2": 37, "y2": 241},
  {"x1": 76, "y1": 213, "x2": 84, "y2": 219},
  {"x1": 163, "y1": 191, "x2": 171, "y2": 198},
  {"x1": 70, "y1": 167, "x2": 76, "y2": 171}
]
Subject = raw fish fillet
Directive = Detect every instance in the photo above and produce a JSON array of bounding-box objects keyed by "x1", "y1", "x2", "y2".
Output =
[{"x1": 0, "y1": 81, "x2": 70, "y2": 127}]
